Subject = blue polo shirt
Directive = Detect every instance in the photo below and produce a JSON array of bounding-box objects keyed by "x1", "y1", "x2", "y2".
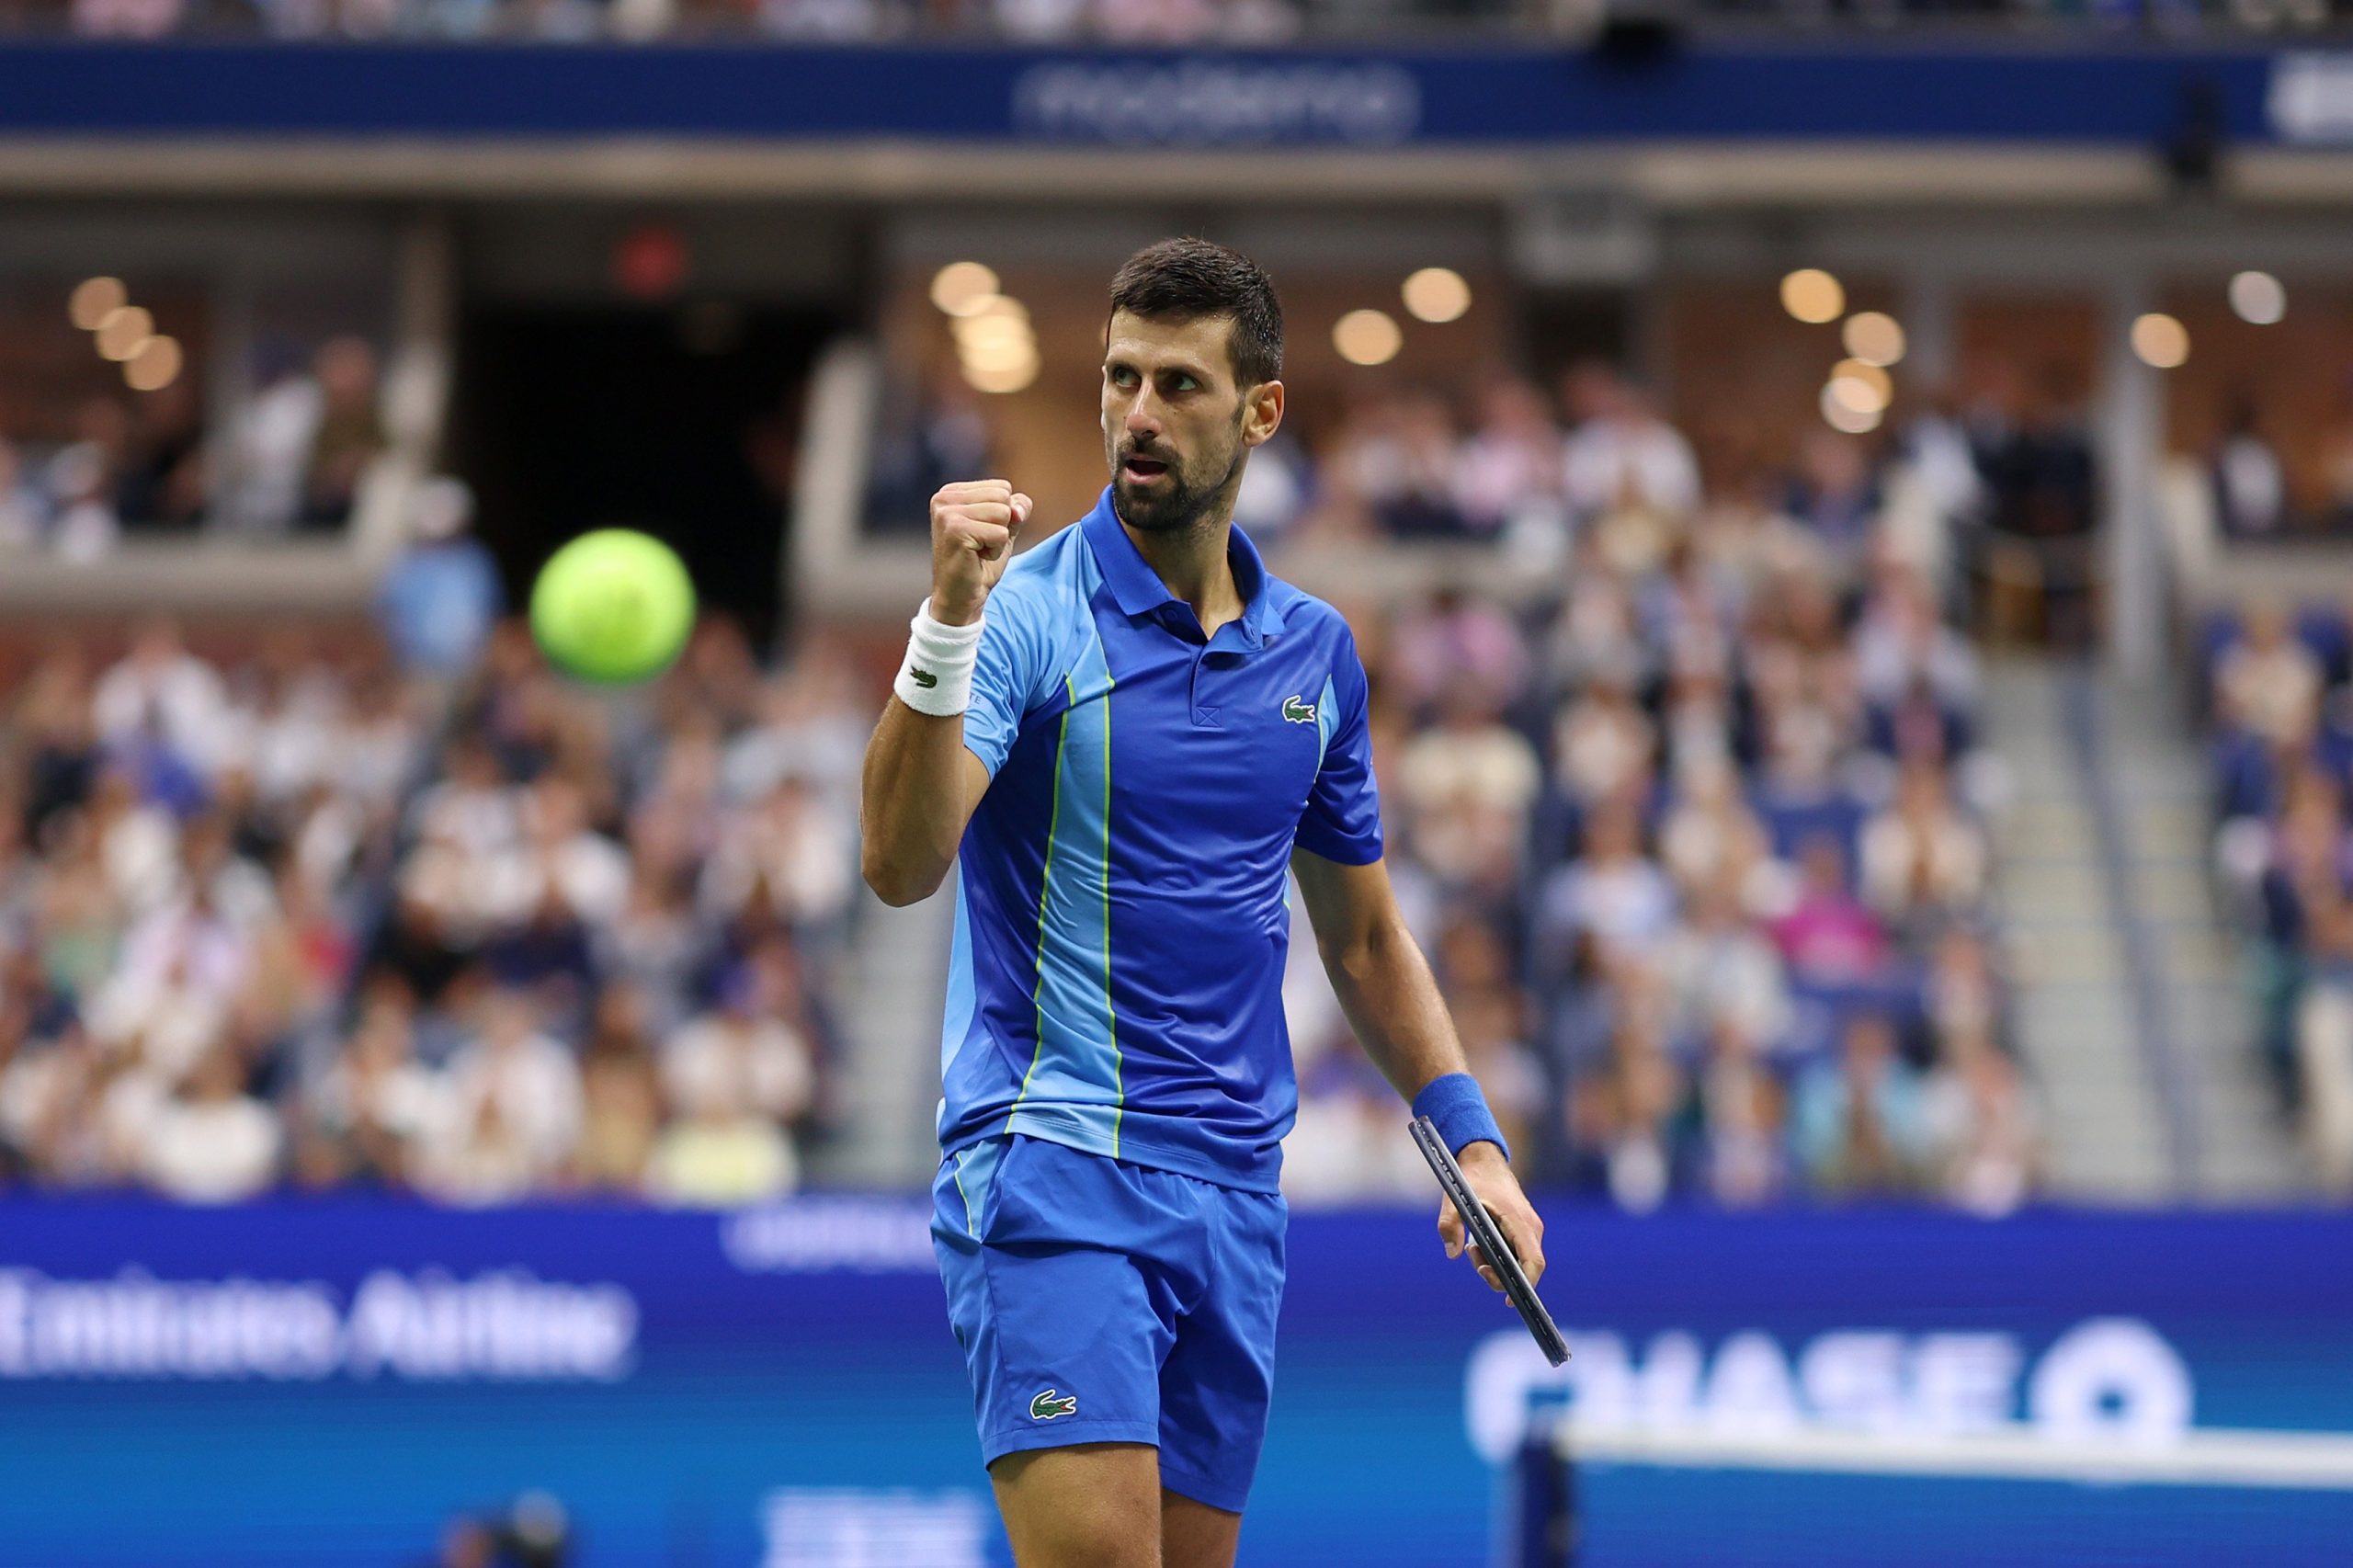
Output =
[{"x1": 936, "y1": 488, "x2": 1384, "y2": 1194}]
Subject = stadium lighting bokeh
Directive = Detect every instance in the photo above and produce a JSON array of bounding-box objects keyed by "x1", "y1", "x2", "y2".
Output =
[
  {"x1": 68, "y1": 275, "x2": 126, "y2": 331},
  {"x1": 929, "y1": 261, "x2": 1001, "y2": 316},
  {"x1": 949, "y1": 285, "x2": 1038, "y2": 393},
  {"x1": 1842, "y1": 311, "x2": 1906, "y2": 367},
  {"x1": 123, "y1": 335, "x2": 182, "y2": 392},
  {"x1": 2131, "y1": 312, "x2": 2190, "y2": 369},
  {"x1": 962, "y1": 352, "x2": 1039, "y2": 394},
  {"x1": 1780, "y1": 268, "x2": 1845, "y2": 324},
  {"x1": 1829, "y1": 358, "x2": 1893, "y2": 412},
  {"x1": 1334, "y1": 308, "x2": 1404, "y2": 366},
  {"x1": 2229, "y1": 270, "x2": 2287, "y2": 325},
  {"x1": 1820, "y1": 380, "x2": 1883, "y2": 434},
  {"x1": 1401, "y1": 267, "x2": 1472, "y2": 324},
  {"x1": 94, "y1": 304, "x2": 153, "y2": 361}
]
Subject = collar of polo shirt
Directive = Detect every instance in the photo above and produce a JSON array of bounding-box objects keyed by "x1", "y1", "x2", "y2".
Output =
[{"x1": 1080, "y1": 487, "x2": 1288, "y2": 650}]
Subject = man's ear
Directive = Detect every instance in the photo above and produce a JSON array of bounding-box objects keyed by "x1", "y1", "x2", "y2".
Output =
[{"x1": 1242, "y1": 379, "x2": 1285, "y2": 448}]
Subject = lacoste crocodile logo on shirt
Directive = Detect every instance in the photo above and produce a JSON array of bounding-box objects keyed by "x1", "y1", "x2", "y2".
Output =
[
  {"x1": 1029, "y1": 1388, "x2": 1078, "y2": 1420},
  {"x1": 1281, "y1": 695, "x2": 1315, "y2": 724}
]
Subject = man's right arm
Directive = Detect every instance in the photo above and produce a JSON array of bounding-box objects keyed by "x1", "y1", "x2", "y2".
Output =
[{"x1": 858, "y1": 480, "x2": 1029, "y2": 907}]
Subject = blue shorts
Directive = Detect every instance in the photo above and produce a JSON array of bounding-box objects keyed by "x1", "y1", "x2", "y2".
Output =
[{"x1": 930, "y1": 1133, "x2": 1288, "y2": 1514}]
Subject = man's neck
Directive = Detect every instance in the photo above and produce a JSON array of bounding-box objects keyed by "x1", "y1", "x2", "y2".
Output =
[{"x1": 1125, "y1": 509, "x2": 1244, "y2": 638}]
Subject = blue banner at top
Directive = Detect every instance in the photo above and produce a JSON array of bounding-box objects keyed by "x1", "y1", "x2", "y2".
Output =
[{"x1": 0, "y1": 41, "x2": 2327, "y2": 147}]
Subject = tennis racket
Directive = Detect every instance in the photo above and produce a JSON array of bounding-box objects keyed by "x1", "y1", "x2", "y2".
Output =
[{"x1": 1411, "y1": 1115, "x2": 1569, "y2": 1367}]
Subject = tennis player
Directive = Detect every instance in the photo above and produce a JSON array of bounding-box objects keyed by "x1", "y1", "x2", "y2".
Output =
[{"x1": 859, "y1": 237, "x2": 1545, "y2": 1568}]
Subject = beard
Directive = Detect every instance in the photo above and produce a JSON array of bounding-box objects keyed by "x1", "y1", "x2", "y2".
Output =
[{"x1": 1108, "y1": 421, "x2": 1245, "y2": 537}]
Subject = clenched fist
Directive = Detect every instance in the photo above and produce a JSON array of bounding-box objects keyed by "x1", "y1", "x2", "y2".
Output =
[{"x1": 930, "y1": 480, "x2": 1032, "y2": 626}]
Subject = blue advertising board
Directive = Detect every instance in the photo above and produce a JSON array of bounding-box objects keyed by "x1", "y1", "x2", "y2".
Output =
[
  {"x1": 1, "y1": 1196, "x2": 2349, "y2": 1566},
  {"x1": 0, "y1": 42, "x2": 2328, "y2": 149}
]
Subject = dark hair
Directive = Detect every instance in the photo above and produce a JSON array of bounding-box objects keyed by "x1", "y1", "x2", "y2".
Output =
[{"x1": 1107, "y1": 237, "x2": 1283, "y2": 389}]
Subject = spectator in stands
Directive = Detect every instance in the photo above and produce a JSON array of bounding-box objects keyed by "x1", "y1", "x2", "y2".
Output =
[
  {"x1": 1689, "y1": 477, "x2": 1810, "y2": 619},
  {"x1": 646, "y1": 1042, "x2": 797, "y2": 1204},
  {"x1": 1926, "y1": 1027, "x2": 2039, "y2": 1216},
  {"x1": 1395, "y1": 685, "x2": 1540, "y2": 901},
  {"x1": 1385, "y1": 585, "x2": 1530, "y2": 718},
  {"x1": 1559, "y1": 359, "x2": 1700, "y2": 530},
  {"x1": 573, "y1": 985, "x2": 663, "y2": 1192},
  {"x1": 1659, "y1": 869, "x2": 1792, "y2": 1061},
  {"x1": 301, "y1": 990, "x2": 439, "y2": 1188},
  {"x1": 1925, "y1": 926, "x2": 2006, "y2": 1058},
  {"x1": 1338, "y1": 389, "x2": 1464, "y2": 539},
  {"x1": 1783, "y1": 428, "x2": 1881, "y2": 584},
  {"x1": 2212, "y1": 397, "x2": 2288, "y2": 539},
  {"x1": 117, "y1": 376, "x2": 208, "y2": 531},
  {"x1": 1564, "y1": 1005, "x2": 1681, "y2": 1211},
  {"x1": 1537, "y1": 796, "x2": 1676, "y2": 967},
  {"x1": 660, "y1": 940, "x2": 816, "y2": 1138},
  {"x1": 219, "y1": 335, "x2": 383, "y2": 535},
  {"x1": 1657, "y1": 759, "x2": 1772, "y2": 906},
  {"x1": 48, "y1": 398, "x2": 127, "y2": 561},
  {"x1": 1685, "y1": 1020, "x2": 1788, "y2": 1208},
  {"x1": 418, "y1": 987, "x2": 581, "y2": 1203},
  {"x1": 1976, "y1": 367, "x2": 2097, "y2": 650},
  {"x1": 377, "y1": 477, "x2": 503, "y2": 680},
  {"x1": 1545, "y1": 560, "x2": 1648, "y2": 691},
  {"x1": 1859, "y1": 762, "x2": 1988, "y2": 933},
  {"x1": 138, "y1": 1043, "x2": 279, "y2": 1202},
  {"x1": 1552, "y1": 668, "x2": 1655, "y2": 809},
  {"x1": 1771, "y1": 835, "x2": 1890, "y2": 990},
  {"x1": 2217, "y1": 601, "x2": 2324, "y2": 750},
  {"x1": 2286, "y1": 838, "x2": 2353, "y2": 1194},
  {"x1": 866, "y1": 368, "x2": 992, "y2": 536},
  {"x1": 1791, "y1": 1012, "x2": 1929, "y2": 1198},
  {"x1": 94, "y1": 619, "x2": 231, "y2": 776},
  {"x1": 701, "y1": 775, "x2": 858, "y2": 936},
  {"x1": 1657, "y1": 666, "x2": 1738, "y2": 790},
  {"x1": 1451, "y1": 376, "x2": 1565, "y2": 541},
  {"x1": 1856, "y1": 564, "x2": 1979, "y2": 718},
  {"x1": 224, "y1": 346, "x2": 325, "y2": 534}
]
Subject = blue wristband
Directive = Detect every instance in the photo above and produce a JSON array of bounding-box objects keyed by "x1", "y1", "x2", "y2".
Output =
[{"x1": 1412, "y1": 1073, "x2": 1510, "y2": 1165}]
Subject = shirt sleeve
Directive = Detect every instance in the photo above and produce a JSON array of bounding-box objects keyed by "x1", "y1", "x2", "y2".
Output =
[
  {"x1": 1294, "y1": 630, "x2": 1386, "y2": 866},
  {"x1": 961, "y1": 582, "x2": 1054, "y2": 778}
]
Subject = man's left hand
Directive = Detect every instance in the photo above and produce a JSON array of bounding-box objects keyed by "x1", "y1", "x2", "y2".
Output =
[{"x1": 1437, "y1": 1142, "x2": 1546, "y2": 1293}]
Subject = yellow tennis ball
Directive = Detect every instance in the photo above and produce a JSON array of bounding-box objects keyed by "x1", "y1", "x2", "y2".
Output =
[{"x1": 529, "y1": 528, "x2": 696, "y2": 685}]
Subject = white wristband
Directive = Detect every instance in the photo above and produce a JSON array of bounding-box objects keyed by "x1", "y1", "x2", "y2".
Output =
[{"x1": 895, "y1": 597, "x2": 984, "y2": 717}]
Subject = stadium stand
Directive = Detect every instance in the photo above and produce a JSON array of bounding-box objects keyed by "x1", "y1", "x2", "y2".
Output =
[
  {"x1": 2208, "y1": 595, "x2": 2353, "y2": 1194},
  {"x1": 1248, "y1": 364, "x2": 2033, "y2": 1211},
  {"x1": 0, "y1": 328, "x2": 2036, "y2": 1215},
  {"x1": 19, "y1": 0, "x2": 2353, "y2": 41},
  {"x1": 0, "y1": 601, "x2": 869, "y2": 1205}
]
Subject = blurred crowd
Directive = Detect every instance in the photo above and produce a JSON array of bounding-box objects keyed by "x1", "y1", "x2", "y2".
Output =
[
  {"x1": 0, "y1": 335, "x2": 386, "y2": 552},
  {"x1": 2207, "y1": 598, "x2": 2353, "y2": 1194},
  {"x1": 0, "y1": 598, "x2": 870, "y2": 1206},
  {"x1": 0, "y1": 346, "x2": 2044, "y2": 1217},
  {"x1": 1275, "y1": 362, "x2": 2040, "y2": 1214},
  {"x1": 17, "y1": 0, "x2": 2341, "y2": 41}
]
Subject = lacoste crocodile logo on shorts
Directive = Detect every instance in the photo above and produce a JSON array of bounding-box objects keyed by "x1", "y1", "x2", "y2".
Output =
[
  {"x1": 1029, "y1": 1388, "x2": 1078, "y2": 1420},
  {"x1": 1281, "y1": 694, "x2": 1315, "y2": 724}
]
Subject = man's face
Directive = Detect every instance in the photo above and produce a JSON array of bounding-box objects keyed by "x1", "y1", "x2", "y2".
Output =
[{"x1": 1100, "y1": 310, "x2": 1278, "y2": 535}]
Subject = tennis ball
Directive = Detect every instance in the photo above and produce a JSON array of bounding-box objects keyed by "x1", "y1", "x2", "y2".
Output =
[{"x1": 529, "y1": 528, "x2": 696, "y2": 685}]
